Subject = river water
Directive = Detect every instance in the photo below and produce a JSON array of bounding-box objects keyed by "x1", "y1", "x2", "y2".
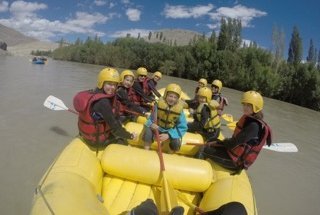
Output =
[{"x1": 0, "y1": 56, "x2": 319, "y2": 215}]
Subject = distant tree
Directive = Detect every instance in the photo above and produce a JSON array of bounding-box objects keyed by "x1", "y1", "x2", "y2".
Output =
[
  {"x1": 287, "y1": 26, "x2": 302, "y2": 65},
  {"x1": 209, "y1": 30, "x2": 216, "y2": 44},
  {"x1": 148, "y1": 32, "x2": 152, "y2": 40},
  {"x1": 74, "y1": 38, "x2": 82, "y2": 45},
  {"x1": 217, "y1": 18, "x2": 230, "y2": 50},
  {"x1": 159, "y1": 60, "x2": 176, "y2": 76},
  {"x1": 271, "y1": 25, "x2": 285, "y2": 66},
  {"x1": 216, "y1": 18, "x2": 243, "y2": 51},
  {"x1": 159, "y1": 32, "x2": 163, "y2": 41},
  {"x1": 156, "y1": 32, "x2": 159, "y2": 39},
  {"x1": 58, "y1": 38, "x2": 64, "y2": 48},
  {"x1": 138, "y1": 33, "x2": 141, "y2": 39},
  {"x1": 126, "y1": 33, "x2": 131, "y2": 38},
  {"x1": 174, "y1": 39, "x2": 177, "y2": 46},
  {"x1": 318, "y1": 49, "x2": 320, "y2": 70},
  {"x1": 306, "y1": 39, "x2": 316, "y2": 64}
]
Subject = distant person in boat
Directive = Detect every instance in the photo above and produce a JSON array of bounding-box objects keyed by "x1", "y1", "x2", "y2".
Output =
[
  {"x1": 202, "y1": 91, "x2": 272, "y2": 172},
  {"x1": 146, "y1": 71, "x2": 162, "y2": 100},
  {"x1": 116, "y1": 69, "x2": 146, "y2": 123},
  {"x1": 129, "y1": 199, "x2": 247, "y2": 215},
  {"x1": 73, "y1": 67, "x2": 137, "y2": 147},
  {"x1": 143, "y1": 83, "x2": 187, "y2": 152},
  {"x1": 211, "y1": 79, "x2": 229, "y2": 116},
  {"x1": 187, "y1": 87, "x2": 221, "y2": 142},
  {"x1": 131, "y1": 67, "x2": 155, "y2": 111},
  {"x1": 184, "y1": 78, "x2": 208, "y2": 112}
]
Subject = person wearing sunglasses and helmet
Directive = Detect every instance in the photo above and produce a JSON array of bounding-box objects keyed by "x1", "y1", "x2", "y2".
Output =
[
  {"x1": 202, "y1": 91, "x2": 272, "y2": 173},
  {"x1": 73, "y1": 67, "x2": 137, "y2": 147},
  {"x1": 211, "y1": 79, "x2": 229, "y2": 116},
  {"x1": 184, "y1": 78, "x2": 208, "y2": 115}
]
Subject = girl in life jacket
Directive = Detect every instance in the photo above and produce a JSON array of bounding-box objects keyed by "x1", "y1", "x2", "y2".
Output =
[
  {"x1": 202, "y1": 91, "x2": 272, "y2": 172},
  {"x1": 184, "y1": 78, "x2": 208, "y2": 111},
  {"x1": 211, "y1": 79, "x2": 229, "y2": 116},
  {"x1": 132, "y1": 67, "x2": 154, "y2": 111},
  {"x1": 143, "y1": 83, "x2": 188, "y2": 152},
  {"x1": 116, "y1": 69, "x2": 146, "y2": 123},
  {"x1": 187, "y1": 87, "x2": 221, "y2": 142},
  {"x1": 73, "y1": 67, "x2": 137, "y2": 147}
]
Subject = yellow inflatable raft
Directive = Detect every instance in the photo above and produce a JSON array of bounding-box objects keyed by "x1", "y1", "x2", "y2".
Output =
[{"x1": 31, "y1": 136, "x2": 257, "y2": 215}]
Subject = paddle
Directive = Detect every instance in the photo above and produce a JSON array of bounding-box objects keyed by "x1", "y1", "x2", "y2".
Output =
[
  {"x1": 221, "y1": 113, "x2": 233, "y2": 123},
  {"x1": 186, "y1": 142, "x2": 298, "y2": 153},
  {"x1": 44, "y1": 95, "x2": 145, "y2": 117},
  {"x1": 176, "y1": 191, "x2": 204, "y2": 214},
  {"x1": 43, "y1": 95, "x2": 78, "y2": 115},
  {"x1": 152, "y1": 106, "x2": 178, "y2": 213},
  {"x1": 221, "y1": 121, "x2": 237, "y2": 130}
]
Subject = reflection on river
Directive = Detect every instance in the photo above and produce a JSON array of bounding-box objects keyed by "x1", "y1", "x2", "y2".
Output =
[{"x1": 0, "y1": 56, "x2": 319, "y2": 215}]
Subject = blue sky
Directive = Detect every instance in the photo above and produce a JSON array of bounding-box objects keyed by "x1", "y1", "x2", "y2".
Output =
[{"x1": 0, "y1": 0, "x2": 319, "y2": 58}]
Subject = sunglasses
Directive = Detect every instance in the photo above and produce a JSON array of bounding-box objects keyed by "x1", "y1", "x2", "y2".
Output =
[{"x1": 139, "y1": 75, "x2": 146, "y2": 77}]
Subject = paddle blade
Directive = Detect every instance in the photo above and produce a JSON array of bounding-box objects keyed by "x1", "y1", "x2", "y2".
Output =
[
  {"x1": 221, "y1": 113, "x2": 233, "y2": 123},
  {"x1": 160, "y1": 172, "x2": 178, "y2": 213},
  {"x1": 263, "y1": 143, "x2": 298, "y2": 152},
  {"x1": 43, "y1": 95, "x2": 68, "y2": 111}
]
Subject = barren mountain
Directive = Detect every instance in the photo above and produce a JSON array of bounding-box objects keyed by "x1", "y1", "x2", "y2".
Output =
[
  {"x1": 0, "y1": 24, "x2": 58, "y2": 56},
  {"x1": 0, "y1": 24, "x2": 36, "y2": 46},
  {"x1": 144, "y1": 29, "x2": 203, "y2": 46}
]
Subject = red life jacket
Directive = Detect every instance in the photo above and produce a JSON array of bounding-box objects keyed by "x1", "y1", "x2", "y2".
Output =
[
  {"x1": 115, "y1": 87, "x2": 134, "y2": 115},
  {"x1": 142, "y1": 78, "x2": 151, "y2": 95},
  {"x1": 131, "y1": 82, "x2": 143, "y2": 105},
  {"x1": 73, "y1": 90, "x2": 114, "y2": 145},
  {"x1": 227, "y1": 115, "x2": 272, "y2": 169}
]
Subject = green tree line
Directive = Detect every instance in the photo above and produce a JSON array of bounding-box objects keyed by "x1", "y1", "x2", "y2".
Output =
[{"x1": 51, "y1": 18, "x2": 320, "y2": 111}]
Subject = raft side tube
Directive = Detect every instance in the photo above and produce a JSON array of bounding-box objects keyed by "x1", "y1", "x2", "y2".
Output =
[{"x1": 101, "y1": 144, "x2": 214, "y2": 192}]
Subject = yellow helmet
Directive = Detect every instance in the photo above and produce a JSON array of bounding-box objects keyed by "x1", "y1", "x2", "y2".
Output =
[
  {"x1": 136, "y1": 67, "x2": 148, "y2": 76},
  {"x1": 198, "y1": 78, "x2": 207, "y2": 87},
  {"x1": 164, "y1": 83, "x2": 182, "y2": 98},
  {"x1": 153, "y1": 71, "x2": 162, "y2": 79},
  {"x1": 120, "y1": 69, "x2": 134, "y2": 83},
  {"x1": 197, "y1": 87, "x2": 212, "y2": 102},
  {"x1": 97, "y1": 67, "x2": 120, "y2": 89},
  {"x1": 211, "y1": 79, "x2": 222, "y2": 93},
  {"x1": 241, "y1": 91, "x2": 264, "y2": 113}
]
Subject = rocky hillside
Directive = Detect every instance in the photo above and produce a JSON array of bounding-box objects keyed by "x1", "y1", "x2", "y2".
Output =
[{"x1": 143, "y1": 29, "x2": 203, "y2": 46}]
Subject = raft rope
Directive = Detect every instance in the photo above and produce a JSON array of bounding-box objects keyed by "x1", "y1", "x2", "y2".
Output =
[{"x1": 34, "y1": 154, "x2": 60, "y2": 215}]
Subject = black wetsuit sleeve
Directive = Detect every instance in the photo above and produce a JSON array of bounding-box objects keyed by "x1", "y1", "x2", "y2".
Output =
[
  {"x1": 148, "y1": 80, "x2": 161, "y2": 98},
  {"x1": 91, "y1": 98, "x2": 132, "y2": 139},
  {"x1": 116, "y1": 88, "x2": 144, "y2": 114},
  {"x1": 223, "y1": 121, "x2": 260, "y2": 149},
  {"x1": 132, "y1": 82, "x2": 154, "y2": 103}
]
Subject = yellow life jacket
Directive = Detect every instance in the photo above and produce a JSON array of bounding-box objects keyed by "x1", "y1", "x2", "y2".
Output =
[
  {"x1": 196, "y1": 103, "x2": 221, "y2": 131},
  {"x1": 157, "y1": 97, "x2": 184, "y2": 129}
]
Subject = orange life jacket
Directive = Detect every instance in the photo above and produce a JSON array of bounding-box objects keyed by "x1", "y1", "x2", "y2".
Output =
[
  {"x1": 73, "y1": 90, "x2": 114, "y2": 145},
  {"x1": 227, "y1": 115, "x2": 272, "y2": 169}
]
